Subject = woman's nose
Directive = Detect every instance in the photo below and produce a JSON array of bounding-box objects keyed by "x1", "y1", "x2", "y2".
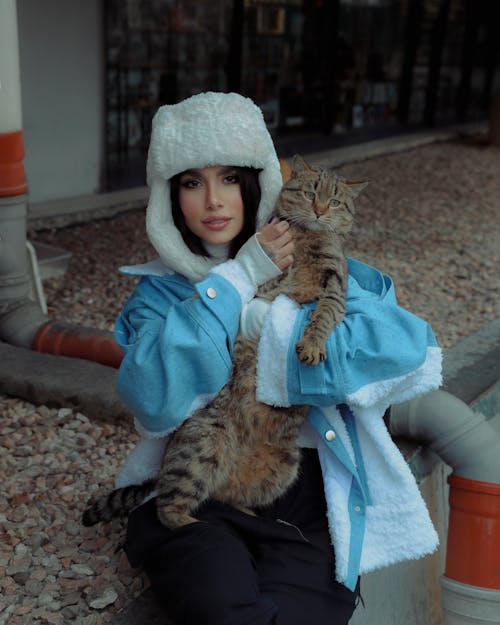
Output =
[{"x1": 206, "y1": 184, "x2": 222, "y2": 209}]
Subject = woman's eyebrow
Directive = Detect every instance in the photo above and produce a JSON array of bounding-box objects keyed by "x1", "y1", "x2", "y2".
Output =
[
  {"x1": 181, "y1": 169, "x2": 202, "y2": 178},
  {"x1": 217, "y1": 166, "x2": 237, "y2": 175}
]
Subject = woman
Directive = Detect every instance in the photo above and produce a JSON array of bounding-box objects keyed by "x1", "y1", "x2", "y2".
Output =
[{"x1": 114, "y1": 92, "x2": 442, "y2": 625}]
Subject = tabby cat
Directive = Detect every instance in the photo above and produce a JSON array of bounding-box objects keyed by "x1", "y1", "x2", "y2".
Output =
[{"x1": 82, "y1": 155, "x2": 367, "y2": 529}]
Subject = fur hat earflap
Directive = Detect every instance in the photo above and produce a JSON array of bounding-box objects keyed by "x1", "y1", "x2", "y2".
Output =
[{"x1": 146, "y1": 92, "x2": 283, "y2": 282}]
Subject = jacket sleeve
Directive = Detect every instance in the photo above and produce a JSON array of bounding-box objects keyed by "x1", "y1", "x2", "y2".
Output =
[
  {"x1": 115, "y1": 269, "x2": 246, "y2": 437},
  {"x1": 256, "y1": 267, "x2": 441, "y2": 410}
]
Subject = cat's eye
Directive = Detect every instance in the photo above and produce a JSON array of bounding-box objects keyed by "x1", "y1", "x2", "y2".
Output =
[
  {"x1": 304, "y1": 191, "x2": 316, "y2": 201},
  {"x1": 329, "y1": 198, "x2": 340, "y2": 207}
]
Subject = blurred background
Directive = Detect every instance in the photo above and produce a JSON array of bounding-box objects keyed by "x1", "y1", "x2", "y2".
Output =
[{"x1": 15, "y1": 0, "x2": 500, "y2": 205}]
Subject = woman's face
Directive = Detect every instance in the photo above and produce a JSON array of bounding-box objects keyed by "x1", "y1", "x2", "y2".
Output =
[{"x1": 178, "y1": 166, "x2": 245, "y2": 246}]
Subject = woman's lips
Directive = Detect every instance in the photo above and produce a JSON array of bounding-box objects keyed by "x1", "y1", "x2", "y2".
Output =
[{"x1": 202, "y1": 218, "x2": 231, "y2": 231}]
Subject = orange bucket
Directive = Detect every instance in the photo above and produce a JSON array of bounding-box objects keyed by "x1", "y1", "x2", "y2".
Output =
[{"x1": 445, "y1": 474, "x2": 500, "y2": 590}]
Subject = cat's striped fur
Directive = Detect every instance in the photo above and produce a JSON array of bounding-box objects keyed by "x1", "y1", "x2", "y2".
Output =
[{"x1": 82, "y1": 156, "x2": 367, "y2": 529}]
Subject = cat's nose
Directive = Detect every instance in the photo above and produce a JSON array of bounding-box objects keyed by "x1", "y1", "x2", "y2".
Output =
[{"x1": 314, "y1": 203, "x2": 328, "y2": 217}]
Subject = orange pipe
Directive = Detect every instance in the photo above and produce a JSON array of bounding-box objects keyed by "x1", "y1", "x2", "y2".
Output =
[
  {"x1": 32, "y1": 320, "x2": 123, "y2": 369},
  {"x1": 0, "y1": 130, "x2": 28, "y2": 196},
  {"x1": 445, "y1": 474, "x2": 500, "y2": 590}
]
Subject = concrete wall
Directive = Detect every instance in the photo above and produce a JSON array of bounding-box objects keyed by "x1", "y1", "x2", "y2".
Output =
[{"x1": 17, "y1": 0, "x2": 103, "y2": 204}]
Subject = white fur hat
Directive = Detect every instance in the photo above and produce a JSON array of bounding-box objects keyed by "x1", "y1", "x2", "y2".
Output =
[{"x1": 145, "y1": 92, "x2": 283, "y2": 282}]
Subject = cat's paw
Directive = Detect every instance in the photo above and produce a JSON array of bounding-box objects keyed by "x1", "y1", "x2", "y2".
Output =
[
  {"x1": 237, "y1": 506, "x2": 257, "y2": 517},
  {"x1": 295, "y1": 338, "x2": 326, "y2": 365},
  {"x1": 156, "y1": 505, "x2": 199, "y2": 530}
]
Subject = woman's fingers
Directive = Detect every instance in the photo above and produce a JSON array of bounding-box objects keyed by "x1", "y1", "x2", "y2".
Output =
[
  {"x1": 258, "y1": 220, "x2": 294, "y2": 270},
  {"x1": 258, "y1": 219, "x2": 287, "y2": 242},
  {"x1": 274, "y1": 252, "x2": 294, "y2": 271},
  {"x1": 272, "y1": 241, "x2": 294, "y2": 270}
]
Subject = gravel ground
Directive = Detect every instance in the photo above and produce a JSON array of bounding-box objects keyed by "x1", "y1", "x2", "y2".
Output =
[{"x1": 1, "y1": 138, "x2": 499, "y2": 624}]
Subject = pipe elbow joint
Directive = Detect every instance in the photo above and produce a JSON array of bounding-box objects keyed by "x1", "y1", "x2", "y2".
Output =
[
  {"x1": 389, "y1": 389, "x2": 500, "y2": 483},
  {"x1": 0, "y1": 297, "x2": 47, "y2": 348}
]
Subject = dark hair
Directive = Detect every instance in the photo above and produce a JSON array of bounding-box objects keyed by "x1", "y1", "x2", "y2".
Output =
[{"x1": 170, "y1": 167, "x2": 262, "y2": 259}]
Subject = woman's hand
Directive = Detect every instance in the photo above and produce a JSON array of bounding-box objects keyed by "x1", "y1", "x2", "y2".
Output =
[
  {"x1": 257, "y1": 218, "x2": 294, "y2": 271},
  {"x1": 234, "y1": 218, "x2": 294, "y2": 289}
]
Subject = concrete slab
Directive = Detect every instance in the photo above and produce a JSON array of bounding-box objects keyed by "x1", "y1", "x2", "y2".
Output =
[
  {"x1": 0, "y1": 341, "x2": 130, "y2": 422},
  {"x1": 304, "y1": 122, "x2": 486, "y2": 168},
  {"x1": 442, "y1": 317, "x2": 500, "y2": 405}
]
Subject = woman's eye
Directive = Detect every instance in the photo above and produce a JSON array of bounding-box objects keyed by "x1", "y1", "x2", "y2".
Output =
[
  {"x1": 329, "y1": 198, "x2": 340, "y2": 207},
  {"x1": 180, "y1": 178, "x2": 200, "y2": 189},
  {"x1": 304, "y1": 191, "x2": 315, "y2": 201},
  {"x1": 225, "y1": 174, "x2": 239, "y2": 184}
]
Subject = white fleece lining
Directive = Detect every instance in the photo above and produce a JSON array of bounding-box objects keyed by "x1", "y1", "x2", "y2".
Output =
[
  {"x1": 360, "y1": 498, "x2": 439, "y2": 574},
  {"x1": 256, "y1": 294, "x2": 299, "y2": 406},
  {"x1": 133, "y1": 417, "x2": 176, "y2": 441},
  {"x1": 354, "y1": 403, "x2": 439, "y2": 573},
  {"x1": 115, "y1": 436, "x2": 168, "y2": 488},
  {"x1": 210, "y1": 260, "x2": 256, "y2": 304},
  {"x1": 347, "y1": 347, "x2": 442, "y2": 410},
  {"x1": 115, "y1": 391, "x2": 219, "y2": 499},
  {"x1": 318, "y1": 400, "x2": 440, "y2": 583}
]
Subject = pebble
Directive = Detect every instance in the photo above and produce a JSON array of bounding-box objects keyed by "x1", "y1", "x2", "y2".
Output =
[
  {"x1": 86, "y1": 586, "x2": 119, "y2": 609},
  {"x1": 71, "y1": 563, "x2": 95, "y2": 577},
  {"x1": 0, "y1": 394, "x2": 144, "y2": 624},
  {"x1": 3, "y1": 139, "x2": 497, "y2": 623}
]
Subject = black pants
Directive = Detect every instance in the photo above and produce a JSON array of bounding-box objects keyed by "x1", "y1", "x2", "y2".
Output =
[{"x1": 124, "y1": 449, "x2": 359, "y2": 625}]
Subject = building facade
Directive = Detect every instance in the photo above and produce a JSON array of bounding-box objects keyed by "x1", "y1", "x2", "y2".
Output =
[
  {"x1": 103, "y1": 0, "x2": 499, "y2": 190},
  {"x1": 14, "y1": 0, "x2": 500, "y2": 203}
]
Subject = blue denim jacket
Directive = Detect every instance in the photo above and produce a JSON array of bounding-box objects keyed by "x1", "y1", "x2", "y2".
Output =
[{"x1": 115, "y1": 257, "x2": 438, "y2": 435}]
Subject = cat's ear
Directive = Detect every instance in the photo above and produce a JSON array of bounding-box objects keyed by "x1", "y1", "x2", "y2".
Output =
[
  {"x1": 345, "y1": 180, "x2": 369, "y2": 198},
  {"x1": 291, "y1": 154, "x2": 314, "y2": 177}
]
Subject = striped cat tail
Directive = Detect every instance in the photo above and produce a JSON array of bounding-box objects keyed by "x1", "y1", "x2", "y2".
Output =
[{"x1": 81, "y1": 481, "x2": 156, "y2": 526}]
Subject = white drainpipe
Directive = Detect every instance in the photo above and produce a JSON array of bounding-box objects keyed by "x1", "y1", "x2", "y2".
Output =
[
  {"x1": 390, "y1": 390, "x2": 500, "y2": 483},
  {"x1": 390, "y1": 389, "x2": 500, "y2": 624},
  {"x1": 0, "y1": 0, "x2": 47, "y2": 346}
]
